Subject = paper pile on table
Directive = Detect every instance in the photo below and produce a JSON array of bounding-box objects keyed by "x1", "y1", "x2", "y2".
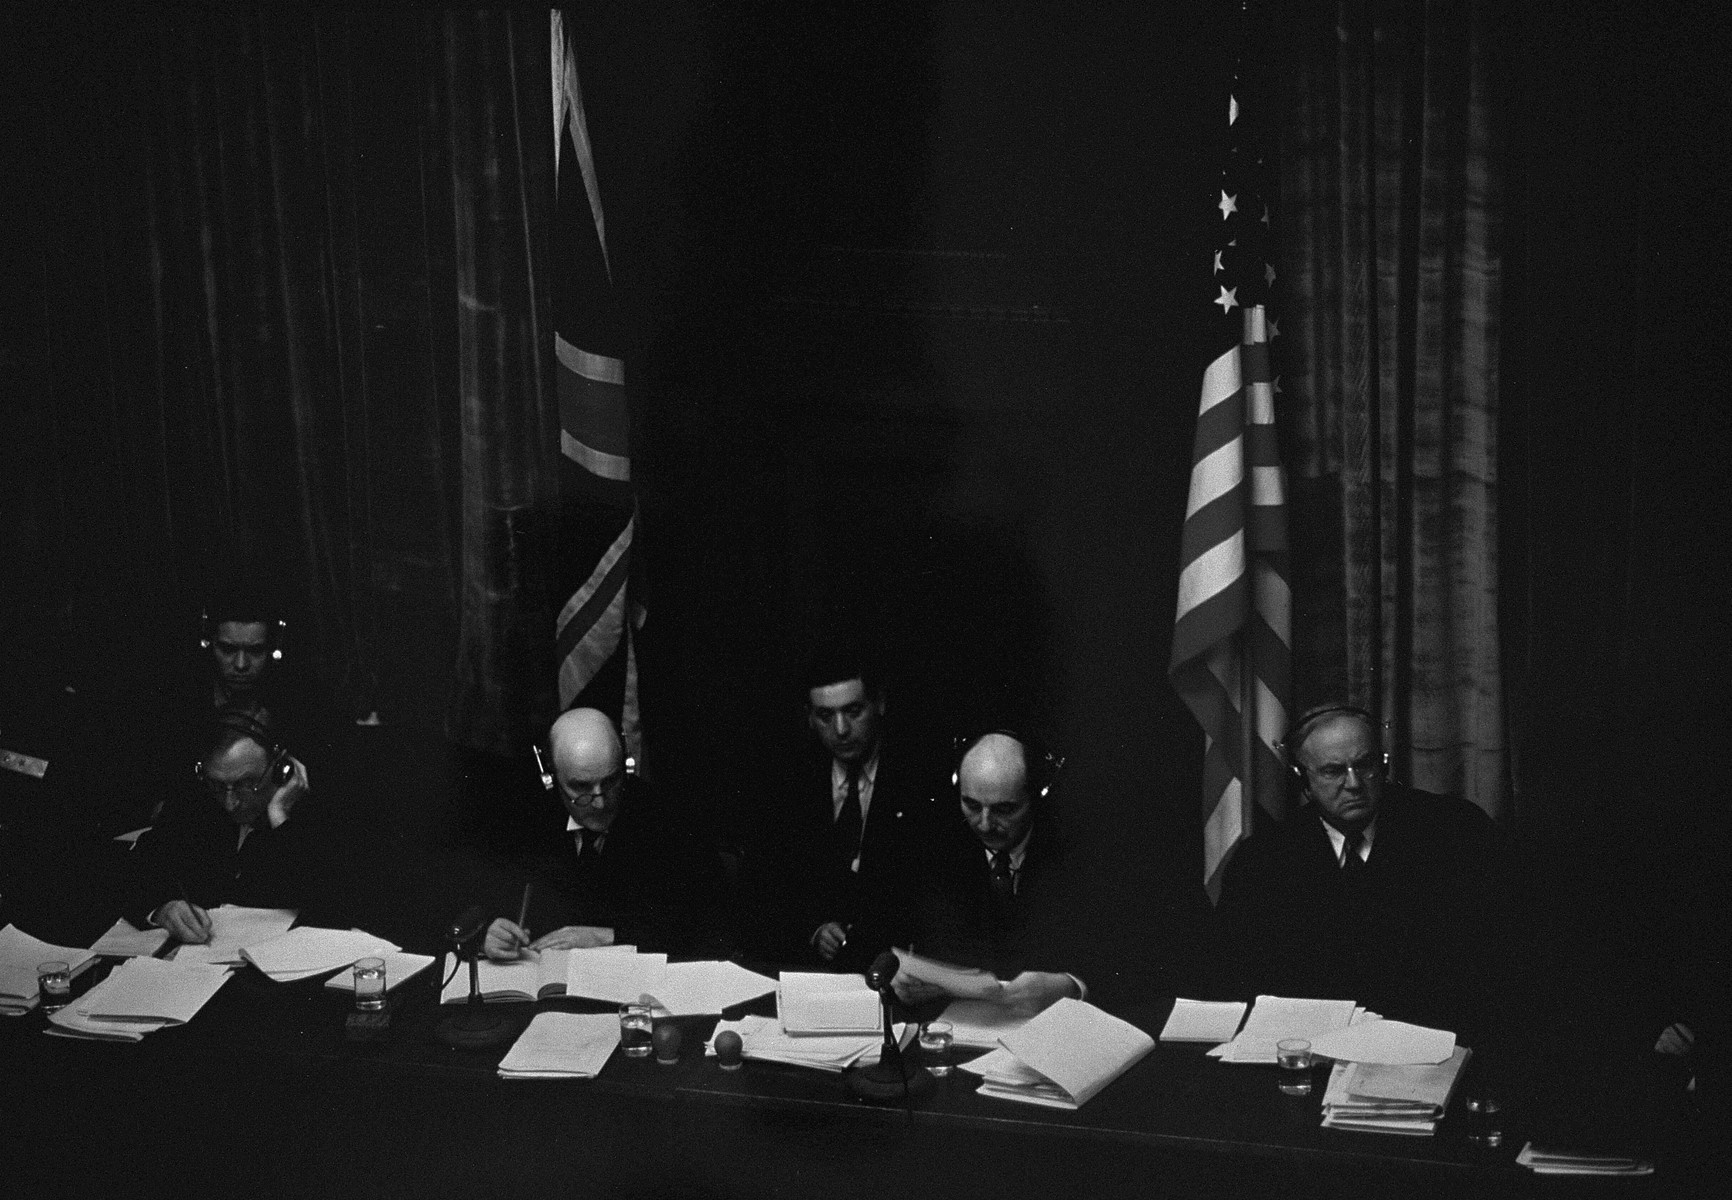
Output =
[
  {"x1": 1320, "y1": 1047, "x2": 1471, "y2": 1135},
  {"x1": 645, "y1": 960, "x2": 776, "y2": 1016},
  {"x1": 0, "y1": 925, "x2": 100, "y2": 1015},
  {"x1": 1516, "y1": 1144, "x2": 1654, "y2": 1176},
  {"x1": 241, "y1": 927, "x2": 399, "y2": 982},
  {"x1": 46, "y1": 956, "x2": 231, "y2": 1041},
  {"x1": 961, "y1": 998, "x2": 1154, "y2": 1110},
  {"x1": 1208, "y1": 996, "x2": 1372, "y2": 1063},
  {"x1": 170, "y1": 905, "x2": 297, "y2": 965},
  {"x1": 498, "y1": 1011, "x2": 621, "y2": 1079},
  {"x1": 706, "y1": 1014, "x2": 911, "y2": 1072}
]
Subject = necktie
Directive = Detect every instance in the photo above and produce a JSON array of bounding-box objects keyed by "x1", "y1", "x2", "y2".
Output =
[
  {"x1": 834, "y1": 765, "x2": 863, "y2": 871},
  {"x1": 1340, "y1": 829, "x2": 1366, "y2": 875},
  {"x1": 990, "y1": 849, "x2": 1016, "y2": 901}
]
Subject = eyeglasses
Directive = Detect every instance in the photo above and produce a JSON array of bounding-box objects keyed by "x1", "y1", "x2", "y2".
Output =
[
  {"x1": 202, "y1": 772, "x2": 272, "y2": 801},
  {"x1": 1302, "y1": 755, "x2": 1385, "y2": 785},
  {"x1": 563, "y1": 771, "x2": 624, "y2": 806}
]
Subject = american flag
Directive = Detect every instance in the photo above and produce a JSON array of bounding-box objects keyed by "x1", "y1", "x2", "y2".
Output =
[
  {"x1": 1169, "y1": 43, "x2": 1290, "y2": 902},
  {"x1": 552, "y1": 10, "x2": 642, "y2": 762}
]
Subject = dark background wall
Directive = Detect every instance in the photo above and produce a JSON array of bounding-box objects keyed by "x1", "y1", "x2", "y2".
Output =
[{"x1": 1, "y1": 2, "x2": 1726, "y2": 1018}]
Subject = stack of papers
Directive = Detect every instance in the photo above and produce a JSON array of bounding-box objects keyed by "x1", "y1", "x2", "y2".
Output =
[
  {"x1": 1516, "y1": 1144, "x2": 1654, "y2": 1177},
  {"x1": 1320, "y1": 1047, "x2": 1472, "y2": 1135},
  {"x1": 241, "y1": 927, "x2": 399, "y2": 982},
  {"x1": 438, "y1": 948, "x2": 776, "y2": 1016},
  {"x1": 1209, "y1": 996, "x2": 1368, "y2": 1063},
  {"x1": 939, "y1": 998, "x2": 1032, "y2": 1049},
  {"x1": 706, "y1": 1014, "x2": 911, "y2": 1073},
  {"x1": 961, "y1": 998, "x2": 1154, "y2": 1110},
  {"x1": 171, "y1": 906, "x2": 297, "y2": 965},
  {"x1": 498, "y1": 1012, "x2": 621, "y2": 1079},
  {"x1": 89, "y1": 919, "x2": 172, "y2": 959},
  {"x1": 778, "y1": 971, "x2": 881, "y2": 1035},
  {"x1": 1159, "y1": 998, "x2": 1248, "y2": 1044},
  {"x1": 324, "y1": 951, "x2": 435, "y2": 995},
  {"x1": 0, "y1": 925, "x2": 99, "y2": 1015},
  {"x1": 47, "y1": 957, "x2": 231, "y2": 1041}
]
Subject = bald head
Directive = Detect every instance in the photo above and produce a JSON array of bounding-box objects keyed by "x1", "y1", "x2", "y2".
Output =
[
  {"x1": 957, "y1": 733, "x2": 1035, "y2": 853},
  {"x1": 549, "y1": 708, "x2": 625, "y2": 832}
]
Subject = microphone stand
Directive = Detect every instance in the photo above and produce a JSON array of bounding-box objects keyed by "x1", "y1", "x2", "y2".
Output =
[
  {"x1": 844, "y1": 963, "x2": 934, "y2": 1102},
  {"x1": 434, "y1": 923, "x2": 514, "y2": 1050}
]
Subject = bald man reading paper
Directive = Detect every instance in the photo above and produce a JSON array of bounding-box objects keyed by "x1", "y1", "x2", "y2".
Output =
[
  {"x1": 484, "y1": 709, "x2": 720, "y2": 961},
  {"x1": 892, "y1": 732, "x2": 1087, "y2": 1018}
]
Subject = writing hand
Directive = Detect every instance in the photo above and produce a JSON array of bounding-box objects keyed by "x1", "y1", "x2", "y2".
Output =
[
  {"x1": 158, "y1": 900, "x2": 213, "y2": 945},
  {"x1": 811, "y1": 921, "x2": 848, "y2": 961},
  {"x1": 529, "y1": 925, "x2": 615, "y2": 951},
  {"x1": 484, "y1": 917, "x2": 535, "y2": 961}
]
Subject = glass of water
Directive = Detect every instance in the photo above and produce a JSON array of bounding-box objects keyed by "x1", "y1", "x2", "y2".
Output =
[
  {"x1": 37, "y1": 961, "x2": 72, "y2": 1013},
  {"x1": 1276, "y1": 1038, "x2": 1314, "y2": 1096},
  {"x1": 919, "y1": 1020, "x2": 954, "y2": 1076},
  {"x1": 352, "y1": 957, "x2": 387, "y2": 1011},
  {"x1": 620, "y1": 1003, "x2": 654, "y2": 1057}
]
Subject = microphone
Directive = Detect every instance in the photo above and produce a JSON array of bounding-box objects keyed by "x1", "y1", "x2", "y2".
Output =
[
  {"x1": 447, "y1": 904, "x2": 487, "y2": 948},
  {"x1": 866, "y1": 950, "x2": 900, "y2": 994}
]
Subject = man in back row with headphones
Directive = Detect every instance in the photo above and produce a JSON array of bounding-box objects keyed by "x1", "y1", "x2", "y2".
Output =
[{"x1": 1216, "y1": 703, "x2": 1515, "y2": 1042}]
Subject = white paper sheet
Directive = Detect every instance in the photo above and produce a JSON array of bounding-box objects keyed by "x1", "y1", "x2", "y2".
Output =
[
  {"x1": 777, "y1": 971, "x2": 881, "y2": 1035},
  {"x1": 323, "y1": 951, "x2": 435, "y2": 993},
  {"x1": 1308, "y1": 1018, "x2": 1454, "y2": 1065},
  {"x1": 241, "y1": 927, "x2": 399, "y2": 978},
  {"x1": 498, "y1": 1011, "x2": 622, "y2": 1078},
  {"x1": 76, "y1": 956, "x2": 231, "y2": 1024},
  {"x1": 997, "y1": 997, "x2": 1155, "y2": 1108},
  {"x1": 566, "y1": 950, "x2": 668, "y2": 1004},
  {"x1": 171, "y1": 906, "x2": 297, "y2": 965},
  {"x1": 89, "y1": 919, "x2": 172, "y2": 959},
  {"x1": 1159, "y1": 998, "x2": 1248, "y2": 1043},
  {"x1": 644, "y1": 960, "x2": 776, "y2": 1016},
  {"x1": 939, "y1": 998, "x2": 1032, "y2": 1049},
  {"x1": 1213, "y1": 996, "x2": 1361, "y2": 1063}
]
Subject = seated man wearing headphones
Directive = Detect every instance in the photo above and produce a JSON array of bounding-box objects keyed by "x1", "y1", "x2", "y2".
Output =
[
  {"x1": 1217, "y1": 703, "x2": 1514, "y2": 1039},
  {"x1": 890, "y1": 731, "x2": 1089, "y2": 1018},
  {"x1": 130, "y1": 704, "x2": 324, "y2": 944}
]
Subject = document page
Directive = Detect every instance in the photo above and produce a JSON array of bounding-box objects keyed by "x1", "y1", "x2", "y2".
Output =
[
  {"x1": 1216, "y1": 996, "x2": 1359, "y2": 1063},
  {"x1": 647, "y1": 960, "x2": 776, "y2": 1016},
  {"x1": 498, "y1": 1012, "x2": 621, "y2": 1078},
  {"x1": 324, "y1": 951, "x2": 435, "y2": 993},
  {"x1": 999, "y1": 997, "x2": 1155, "y2": 1108},
  {"x1": 1308, "y1": 1018, "x2": 1455, "y2": 1065},
  {"x1": 172, "y1": 906, "x2": 297, "y2": 964},
  {"x1": 778, "y1": 971, "x2": 880, "y2": 1034},
  {"x1": 893, "y1": 949, "x2": 1005, "y2": 1001},
  {"x1": 1, "y1": 925, "x2": 99, "y2": 1004},
  {"x1": 1159, "y1": 998, "x2": 1248, "y2": 1043},
  {"x1": 89, "y1": 919, "x2": 172, "y2": 959},
  {"x1": 940, "y1": 998, "x2": 1031, "y2": 1049},
  {"x1": 567, "y1": 950, "x2": 668, "y2": 1004},
  {"x1": 242, "y1": 927, "x2": 399, "y2": 978},
  {"x1": 78, "y1": 956, "x2": 231, "y2": 1024}
]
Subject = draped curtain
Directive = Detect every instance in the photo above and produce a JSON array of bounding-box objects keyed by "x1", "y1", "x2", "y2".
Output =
[
  {"x1": 1280, "y1": 0, "x2": 1508, "y2": 816},
  {"x1": 1, "y1": 5, "x2": 557, "y2": 754}
]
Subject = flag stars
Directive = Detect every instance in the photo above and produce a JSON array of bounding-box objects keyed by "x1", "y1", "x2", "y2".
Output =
[
  {"x1": 1261, "y1": 205, "x2": 1271, "y2": 227},
  {"x1": 1273, "y1": 375, "x2": 1283, "y2": 395},
  {"x1": 1229, "y1": 95, "x2": 1239, "y2": 125},
  {"x1": 1214, "y1": 250, "x2": 1225, "y2": 274},
  {"x1": 1214, "y1": 285, "x2": 1239, "y2": 314},
  {"x1": 1219, "y1": 191, "x2": 1238, "y2": 220},
  {"x1": 1269, "y1": 318, "x2": 1281, "y2": 340},
  {"x1": 1265, "y1": 262, "x2": 1276, "y2": 286}
]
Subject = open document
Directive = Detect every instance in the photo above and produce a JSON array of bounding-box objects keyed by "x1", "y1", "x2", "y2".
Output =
[
  {"x1": 440, "y1": 950, "x2": 574, "y2": 1003},
  {"x1": 1159, "y1": 999, "x2": 1248, "y2": 1044},
  {"x1": 566, "y1": 949, "x2": 668, "y2": 1005},
  {"x1": 242, "y1": 927, "x2": 399, "y2": 982},
  {"x1": 643, "y1": 960, "x2": 776, "y2": 1016},
  {"x1": 1, "y1": 925, "x2": 100, "y2": 1015},
  {"x1": 1209, "y1": 996, "x2": 1365, "y2": 1063},
  {"x1": 1320, "y1": 1047, "x2": 1471, "y2": 1135},
  {"x1": 89, "y1": 919, "x2": 172, "y2": 959},
  {"x1": 498, "y1": 1011, "x2": 620, "y2": 1079},
  {"x1": 939, "y1": 998, "x2": 1031, "y2": 1049},
  {"x1": 894, "y1": 949, "x2": 1005, "y2": 1001},
  {"x1": 962, "y1": 998, "x2": 1154, "y2": 1110},
  {"x1": 324, "y1": 951, "x2": 435, "y2": 994}
]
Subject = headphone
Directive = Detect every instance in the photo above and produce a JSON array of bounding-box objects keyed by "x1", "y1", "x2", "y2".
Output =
[
  {"x1": 950, "y1": 729, "x2": 1067, "y2": 802},
  {"x1": 200, "y1": 609, "x2": 288, "y2": 662},
  {"x1": 1280, "y1": 702, "x2": 1389, "y2": 785},
  {"x1": 196, "y1": 707, "x2": 294, "y2": 789},
  {"x1": 530, "y1": 740, "x2": 637, "y2": 793}
]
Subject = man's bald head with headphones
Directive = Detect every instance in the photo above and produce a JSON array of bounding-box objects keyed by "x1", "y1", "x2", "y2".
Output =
[{"x1": 1286, "y1": 704, "x2": 1388, "y2": 836}]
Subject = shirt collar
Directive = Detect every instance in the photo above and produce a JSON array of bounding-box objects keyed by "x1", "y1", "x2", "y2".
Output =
[
  {"x1": 831, "y1": 748, "x2": 880, "y2": 793},
  {"x1": 1319, "y1": 816, "x2": 1377, "y2": 865},
  {"x1": 985, "y1": 825, "x2": 1034, "y2": 873}
]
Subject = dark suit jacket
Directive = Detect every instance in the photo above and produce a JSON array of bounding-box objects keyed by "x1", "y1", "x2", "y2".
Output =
[
  {"x1": 909, "y1": 809, "x2": 1077, "y2": 980},
  {"x1": 128, "y1": 782, "x2": 343, "y2": 927},
  {"x1": 487, "y1": 777, "x2": 722, "y2": 957},
  {"x1": 746, "y1": 742, "x2": 938, "y2": 970},
  {"x1": 1217, "y1": 784, "x2": 1514, "y2": 1042}
]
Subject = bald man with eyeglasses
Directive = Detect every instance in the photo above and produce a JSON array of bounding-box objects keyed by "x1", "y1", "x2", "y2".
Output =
[
  {"x1": 1217, "y1": 704, "x2": 1516, "y2": 1041},
  {"x1": 483, "y1": 708, "x2": 720, "y2": 961}
]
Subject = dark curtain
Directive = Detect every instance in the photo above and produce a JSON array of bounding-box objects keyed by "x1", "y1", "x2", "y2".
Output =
[
  {"x1": 0, "y1": 5, "x2": 556, "y2": 754},
  {"x1": 1279, "y1": 0, "x2": 1508, "y2": 817}
]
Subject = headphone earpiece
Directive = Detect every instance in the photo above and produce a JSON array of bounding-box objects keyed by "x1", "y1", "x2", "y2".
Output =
[
  {"x1": 200, "y1": 609, "x2": 288, "y2": 662},
  {"x1": 532, "y1": 744, "x2": 555, "y2": 792}
]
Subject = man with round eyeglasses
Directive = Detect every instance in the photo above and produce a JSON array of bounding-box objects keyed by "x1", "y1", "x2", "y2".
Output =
[{"x1": 1217, "y1": 703, "x2": 1514, "y2": 1041}]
